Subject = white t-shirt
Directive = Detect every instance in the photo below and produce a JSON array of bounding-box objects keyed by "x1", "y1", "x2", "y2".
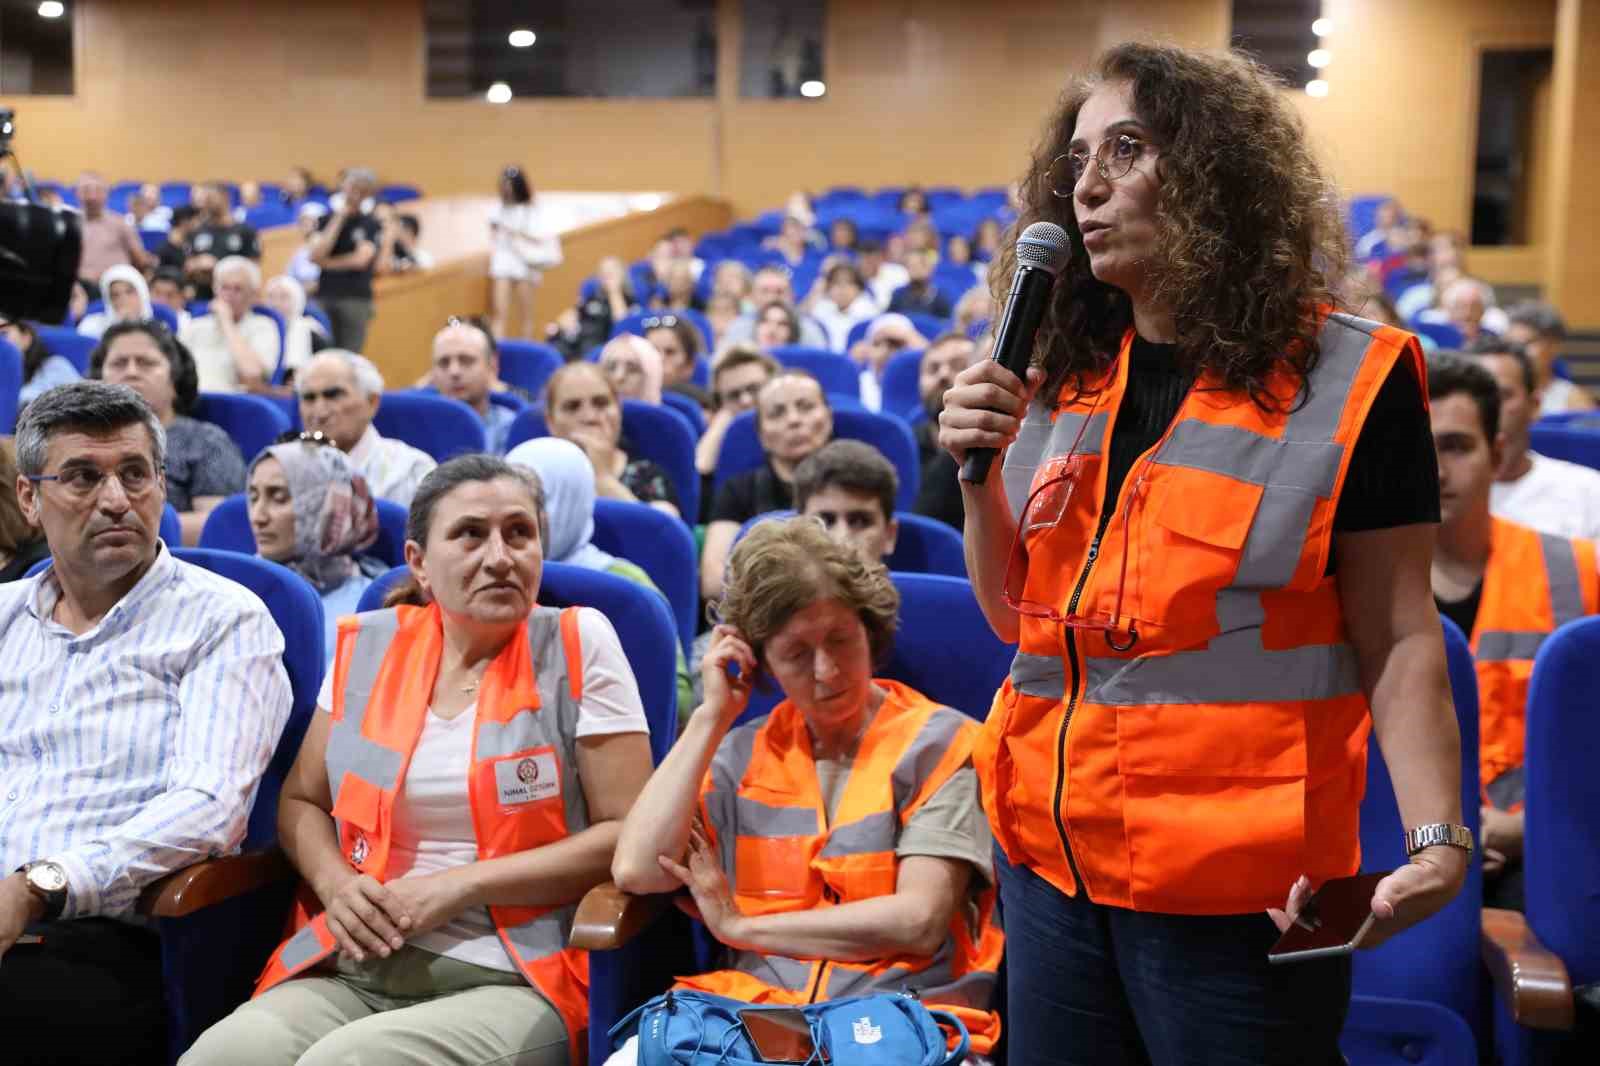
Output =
[
  {"x1": 179, "y1": 311, "x2": 281, "y2": 392},
  {"x1": 1540, "y1": 378, "x2": 1592, "y2": 415},
  {"x1": 1490, "y1": 451, "x2": 1600, "y2": 542},
  {"x1": 489, "y1": 203, "x2": 563, "y2": 280},
  {"x1": 316, "y1": 607, "x2": 649, "y2": 971}
]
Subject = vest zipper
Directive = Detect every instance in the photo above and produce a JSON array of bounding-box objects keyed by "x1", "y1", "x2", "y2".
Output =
[
  {"x1": 1051, "y1": 507, "x2": 1115, "y2": 893},
  {"x1": 807, "y1": 960, "x2": 829, "y2": 1003}
]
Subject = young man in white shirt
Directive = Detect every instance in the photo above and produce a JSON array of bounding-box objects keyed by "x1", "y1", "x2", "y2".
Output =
[
  {"x1": 1469, "y1": 337, "x2": 1600, "y2": 541},
  {"x1": 0, "y1": 381, "x2": 292, "y2": 1064}
]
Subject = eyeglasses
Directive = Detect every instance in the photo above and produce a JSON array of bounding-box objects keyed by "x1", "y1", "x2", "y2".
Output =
[
  {"x1": 28, "y1": 460, "x2": 162, "y2": 501},
  {"x1": 640, "y1": 314, "x2": 681, "y2": 330},
  {"x1": 1049, "y1": 133, "x2": 1156, "y2": 197},
  {"x1": 274, "y1": 429, "x2": 334, "y2": 446}
]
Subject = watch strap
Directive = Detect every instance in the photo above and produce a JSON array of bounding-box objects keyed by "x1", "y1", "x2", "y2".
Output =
[{"x1": 1404, "y1": 822, "x2": 1474, "y2": 857}]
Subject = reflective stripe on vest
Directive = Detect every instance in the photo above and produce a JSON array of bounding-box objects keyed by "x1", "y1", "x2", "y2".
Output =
[
  {"x1": 1476, "y1": 532, "x2": 1585, "y2": 665},
  {"x1": 1004, "y1": 407, "x2": 1112, "y2": 519}
]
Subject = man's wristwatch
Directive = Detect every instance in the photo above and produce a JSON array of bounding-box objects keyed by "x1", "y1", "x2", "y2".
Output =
[
  {"x1": 1404, "y1": 823, "x2": 1475, "y2": 858},
  {"x1": 17, "y1": 861, "x2": 68, "y2": 921}
]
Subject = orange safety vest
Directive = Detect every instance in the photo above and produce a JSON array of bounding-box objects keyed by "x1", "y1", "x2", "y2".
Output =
[
  {"x1": 255, "y1": 603, "x2": 594, "y2": 1064},
  {"x1": 975, "y1": 310, "x2": 1425, "y2": 915},
  {"x1": 680, "y1": 680, "x2": 1005, "y2": 1056},
  {"x1": 1471, "y1": 515, "x2": 1599, "y2": 810}
]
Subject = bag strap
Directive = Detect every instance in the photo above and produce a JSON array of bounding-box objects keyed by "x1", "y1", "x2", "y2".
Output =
[{"x1": 925, "y1": 1008, "x2": 971, "y2": 1066}]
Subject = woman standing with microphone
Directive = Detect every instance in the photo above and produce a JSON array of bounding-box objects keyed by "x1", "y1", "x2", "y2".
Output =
[{"x1": 939, "y1": 43, "x2": 1468, "y2": 1064}]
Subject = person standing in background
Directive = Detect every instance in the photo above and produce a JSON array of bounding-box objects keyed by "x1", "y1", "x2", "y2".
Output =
[
  {"x1": 309, "y1": 168, "x2": 382, "y2": 352},
  {"x1": 73, "y1": 172, "x2": 153, "y2": 296},
  {"x1": 489, "y1": 165, "x2": 563, "y2": 340}
]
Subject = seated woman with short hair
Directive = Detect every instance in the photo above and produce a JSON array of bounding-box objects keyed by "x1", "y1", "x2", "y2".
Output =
[
  {"x1": 609, "y1": 517, "x2": 1003, "y2": 1065},
  {"x1": 247, "y1": 436, "x2": 385, "y2": 663},
  {"x1": 182, "y1": 455, "x2": 656, "y2": 1066},
  {"x1": 544, "y1": 360, "x2": 680, "y2": 519}
]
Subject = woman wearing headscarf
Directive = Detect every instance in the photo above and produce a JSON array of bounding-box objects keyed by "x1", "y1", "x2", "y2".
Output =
[
  {"x1": 263, "y1": 274, "x2": 330, "y2": 380},
  {"x1": 506, "y1": 437, "x2": 696, "y2": 723},
  {"x1": 76, "y1": 264, "x2": 154, "y2": 340},
  {"x1": 597, "y1": 333, "x2": 663, "y2": 405},
  {"x1": 247, "y1": 436, "x2": 384, "y2": 662}
]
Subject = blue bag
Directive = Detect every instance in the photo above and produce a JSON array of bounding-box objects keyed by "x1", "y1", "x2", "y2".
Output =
[{"x1": 612, "y1": 988, "x2": 971, "y2": 1066}]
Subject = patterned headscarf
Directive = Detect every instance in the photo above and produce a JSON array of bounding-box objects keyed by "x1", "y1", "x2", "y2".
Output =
[{"x1": 249, "y1": 440, "x2": 379, "y2": 591}]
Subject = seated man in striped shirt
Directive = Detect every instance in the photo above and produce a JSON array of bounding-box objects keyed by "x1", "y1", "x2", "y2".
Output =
[{"x1": 0, "y1": 381, "x2": 293, "y2": 1065}]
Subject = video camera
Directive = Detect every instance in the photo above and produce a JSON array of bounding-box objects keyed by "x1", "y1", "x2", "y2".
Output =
[{"x1": 0, "y1": 107, "x2": 83, "y2": 324}]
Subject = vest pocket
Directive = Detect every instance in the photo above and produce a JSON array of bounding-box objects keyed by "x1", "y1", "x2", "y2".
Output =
[{"x1": 1128, "y1": 470, "x2": 1263, "y2": 630}]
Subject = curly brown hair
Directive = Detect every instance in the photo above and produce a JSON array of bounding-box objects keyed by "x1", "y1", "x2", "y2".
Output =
[
  {"x1": 993, "y1": 42, "x2": 1348, "y2": 412},
  {"x1": 719, "y1": 517, "x2": 899, "y2": 684}
]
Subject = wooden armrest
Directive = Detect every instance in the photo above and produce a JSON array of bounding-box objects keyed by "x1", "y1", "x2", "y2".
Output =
[
  {"x1": 137, "y1": 848, "x2": 294, "y2": 919},
  {"x1": 1482, "y1": 907, "x2": 1576, "y2": 1031},
  {"x1": 569, "y1": 882, "x2": 671, "y2": 951}
]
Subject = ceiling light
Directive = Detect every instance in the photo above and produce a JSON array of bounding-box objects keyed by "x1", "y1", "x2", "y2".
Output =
[
  {"x1": 1305, "y1": 79, "x2": 1329, "y2": 98},
  {"x1": 39, "y1": 1, "x2": 65, "y2": 18},
  {"x1": 1312, "y1": 17, "x2": 1332, "y2": 37},
  {"x1": 508, "y1": 29, "x2": 536, "y2": 48},
  {"x1": 1308, "y1": 49, "x2": 1331, "y2": 69},
  {"x1": 800, "y1": 80, "x2": 826, "y2": 98},
  {"x1": 486, "y1": 82, "x2": 512, "y2": 104}
]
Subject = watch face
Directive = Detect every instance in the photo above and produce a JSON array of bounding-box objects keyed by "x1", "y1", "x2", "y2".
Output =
[{"x1": 29, "y1": 863, "x2": 67, "y2": 892}]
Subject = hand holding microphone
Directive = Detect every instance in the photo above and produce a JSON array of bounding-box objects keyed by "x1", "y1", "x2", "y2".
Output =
[{"x1": 939, "y1": 222, "x2": 1071, "y2": 484}]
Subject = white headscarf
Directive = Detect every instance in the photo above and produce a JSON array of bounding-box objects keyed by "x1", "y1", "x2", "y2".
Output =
[
  {"x1": 76, "y1": 264, "x2": 154, "y2": 340},
  {"x1": 504, "y1": 437, "x2": 617, "y2": 571}
]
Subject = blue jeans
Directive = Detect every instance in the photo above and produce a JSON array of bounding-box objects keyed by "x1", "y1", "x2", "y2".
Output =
[{"x1": 996, "y1": 848, "x2": 1350, "y2": 1066}]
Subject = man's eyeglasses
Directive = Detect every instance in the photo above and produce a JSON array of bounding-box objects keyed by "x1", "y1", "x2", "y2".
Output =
[
  {"x1": 275, "y1": 430, "x2": 334, "y2": 446},
  {"x1": 640, "y1": 315, "x2": 682, "y2": 331},
  {"x1": 28, "y1": 460, "x2": 162, "y2": 500},
  {"x1": 1049, "y1": 133, "x2": 1156, "y2": 197}
]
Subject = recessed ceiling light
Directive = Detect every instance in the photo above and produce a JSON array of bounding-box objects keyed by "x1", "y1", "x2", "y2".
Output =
[
  {"x1": 1305, "y1": 79, "x2": 1329, "y2": 98},
  {"x1": 1308, "y1": 49, "x2": 1331, "y2": 69},
  {"x1": 39, "y1": 1, "x2": 66, "y2": 18},
  {"x1": 1312, "y1": 17, "x2": 1332, "y2": 37},
  {"x1": 486, "y1": 82, "x2": 512, "y2": 104},
  {"x1": 800, "y1": 80, "x2": 826, "y2": 98},
  {"x1": 509, "y1": 29, "x2": 536, "y2": 48}
]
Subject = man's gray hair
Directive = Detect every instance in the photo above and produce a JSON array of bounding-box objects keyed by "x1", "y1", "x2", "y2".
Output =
[
  {"x1": 345, "y1": 167, "x2": 378, "y2": 191},
  {"x1": 14, "y1": 381, "x2": 167, "y2": 477},
  {"x1": 1506, "y1": 300, "x2": 1568, "y2": 341},
  {"x1": 214, "y1": 255, "x2": 262, "y2": 291},
  {"x1": 310, "y1": 348, "x2": 386, "y2": 399}
]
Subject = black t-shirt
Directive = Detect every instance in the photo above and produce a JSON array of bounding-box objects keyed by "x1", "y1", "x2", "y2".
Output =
[
  {"x1": 156, "y1": 238, "x2": 189, "y2": 271},
  {"x1": 914, "y1": 419, "x2": 964, "y2": 530},
  {"x1": 188, "y1": 221, "x2": 261, "y2": 261},
  {"x1": 1104, "y1": 336, "x2": 1439, "y2": 574},
  {"x1": 1434, "y1": 582, "x2": 1483, "y2": 640},
  {"x1": 316, "y1": 213, "x2": 383, "y2": 301},
  {"x1": 709, "y1": 463, "x2": 795, "y2": 526}
]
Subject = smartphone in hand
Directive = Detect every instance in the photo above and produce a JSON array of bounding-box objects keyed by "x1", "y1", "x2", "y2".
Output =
[{"x1": 1268, "y1": 871, "x2": 1390, "y2": 964}]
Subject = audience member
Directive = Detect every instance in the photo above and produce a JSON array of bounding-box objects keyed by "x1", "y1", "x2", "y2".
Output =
[
  {"x1": 286, "y1": 202, "x2": 328, "y2": 293},
  {"x1": 902, "y1": 218, "x2": 941, "y2": 255},
  {"x1": 888, "y1": 247, "x2": 954, "y2": 319},
  {"x1": 546, "y1": 256, "x2": 635, "y2": 361},
  {"x1": 430, "y1": 320, "x2": 517, "y2": 454},
  {"x1": 911, "y1": 333, "x2": 980, "y2": 529},
  {"x1": 297, "y1": 350, "x2": 436, "y2": 506},
  {"x1": 973, "y1": 217, "x2": 1002, "y2": 262},
  {"x1": 899, "y1": 185, "x2": 931, "y2": 216},
  {"x1": 0, "y1": 381, "x2": 291, "y2": 1064},
  {"x1": 952, "y1": 284, "x2": 995, "y2": 336},
  {"x1": 281, "y1": 166, "x2": 316, "y2": 208},
  {"x1": 127, "y1": 182, "x2": 170, "y2": 232},
  {"x1": 1467, "y1": 337, "x2": 1600, "y2": 540},
  {"x1": 1504, "y1": 301, "x2": 1594, "y2": 414},
  {"x1": 89, "y1": 322, "x2": 246, "y2": 544},
  {"x1": 396, "y1": 214, "x2": 433, "y2": 269},
  {"x1": 597, "y1": 333, "x2": 664, "y2": 405},
  {"x1": 148, "y1": 267, "x2": 192, "y2": 328},
  {"x1": 764, "y1": 213, "x2": 813, "y2": 268},
  {"x1": 156, "y1": 204, "x2": 202, "y2": 273},
  {"x1": 1420, "y1": 276, "x2": 1504, "y2": 346},
  {"x1": 185, "y1": 183, "x2": 263, "y2": 299},
  {"x1": 704, "y1": 293, "x2": 742, "y2": 349},
  {"x1": 179, "y1": 256, "x2": 279, "y2": 391},
  {"x1": 72, "y1": 171, "x2": 152, "y2": 292},
  {"x1": 247, "y1": 436, "x2": 382, "y2": 663},
  {"x1": 752, "y1": 300, "x2": 801, "y2": 349},
  {"x1": 543, "y1": 361, "x2": 680, "y2": 517},
  {"x1": 642, "y1": 314, "x2": 703, "y2": 391},
  {"x1": 309, "y1": 168, "x2": 382, "y2": 351},
  {"x1": 701, "y1": 371, "x2": 833, "y2": 601},
  {"x1": 1354, "y1": 199, "x2": 1407, "y2": 259},
  {"x1": 828, "y1": 217, "x2": 859, "y2": 253},
  {"x1": 695, "y1": 345, "x2": 780, "y2": 492},
  {"x1": 795, "y1": 439, "x2": 900, "y2": 563},
  {"x1": 0, "y1": 440, "x2": 49, "y2": 582},
  {"x1": 504, "y1": 437, "x2": 695, "y2": 716},
  {"x1": 650, "y1": 258, "x2": 701, "y2": 313},
  {"x1": 848, "y1": 312, "x2": 929, "y2": 411},
  {"x1": 182, "y1": 455, "x2": 652, "y2": 1066},
  {"x1": 1426, "y1": 356, "x2": 1600, "y2": 911},
  {"x1": 708, "y1": 259, "x2": 753, "y2": 308},
  {"x1": 858, "y1": 238, "x2": 910, "y2": 308},
  {"x1": 662, "y1": 226, "x2": 706, "y2": 279},
  {"x1": 806, "y1": 261, "x2": 879, "y2": 351},
  {"x1": 263, "y1": 274, "x2": 327, "y2": 379},
  {"x1": 720, "y1": 266, "x2": 830, "y2": 348},
  {"x1": 3, "y1": 318, "x2": 79, "y2": 407},
  {"x1": 610, "y1": 517, "x2": 1003, "y2": 1066},
  {"x1": 75, "y1": 263, "x2": 153, "y2": 340},
  {"x1": 489, "y1": 164, "x2": 563, "y2": 340}
]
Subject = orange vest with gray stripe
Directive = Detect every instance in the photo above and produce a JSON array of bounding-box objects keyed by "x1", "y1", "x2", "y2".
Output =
[
  {"x1": 679, "y1": 680, "x2": 1005, "y2": 1056},
  {"x1": 1472, "y1": 516, "x2": 1599, "y2": 810},
  {"x1": 254, "y1": 604, "x2": 593, "y2": 1064},
  {"x1": 975, "y1": 311, "x2": 1425, "y2": 915}
]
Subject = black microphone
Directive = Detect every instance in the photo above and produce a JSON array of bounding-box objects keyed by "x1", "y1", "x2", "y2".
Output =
[{"x1": 959, "y1": 221, "x2": 1071, "y2": 485}]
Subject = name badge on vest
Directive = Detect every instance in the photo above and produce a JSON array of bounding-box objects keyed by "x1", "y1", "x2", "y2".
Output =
[{"x1": 494, "y1": 747, "x2": 560, "y2": 806}]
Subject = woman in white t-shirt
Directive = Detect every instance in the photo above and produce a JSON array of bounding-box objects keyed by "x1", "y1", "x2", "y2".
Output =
[
  {"x1": 490, "y1": 165, "x2": 563, "y2": 341},
  {"x1": 183, "y1": 455, "x2": 653, "y2": 1066}
]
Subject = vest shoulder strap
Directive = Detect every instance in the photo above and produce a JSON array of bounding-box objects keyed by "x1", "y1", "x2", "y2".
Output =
[{"x1": 558, "y1": 605, "x2": 583, "y2": 703}]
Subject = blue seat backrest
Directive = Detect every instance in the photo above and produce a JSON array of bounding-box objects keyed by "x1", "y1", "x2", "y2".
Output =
[
  {"x1": 1525, "y1": 615, "x2": 1600, "y2": 987},
  {"x1": 714, "y1": 408, "x2": 920, "y2": 511},
  {"x1": 0, "y1": 338, "x2": 20, "y2": 433},
  {"x1": 192, "y1": 391, "x2": 292, "y2": 464},
  {"x1": 498, "y1": 340, "x2": 565, "y2": 398},
  {"x1": 139, "y1": 229, "x2": 168, "y2": 254},
  {"x1": 879, "y1": 347, "x2": 927, "y2": 422},
  {"x1": 359, "y1": 562, "x2": 677, "y2": 764},
  {"x1": 591, "y1": 498, "x2": 699, "y2": 652},
  {"x1": 245, "y1": 304, "x2": 288, "y2": 383},
  {"x1": 1340, "y1": 995, "x2": 1478, "y2": 1066},
  {"x1": 767, "y1": 345, "x2": 860, "y2": 398},
  {"x1": 159, "y1": 181, "x2": 191, "y2": 208},
  {"x1": 1353, "y1": 617, "x2": 1483, "y2": 1035},
  {"x1": 1527, "y1": 424, "x2": 1600, "y2": 472},
  {"x1": 1412, "y1": 320, "x2": 1464, "y2": 350},
  {"x1": 159, "y1": 503, "x2": 182, "y2": 546},
  {"x1": 661, "y1": 390, "x2": 707, "y2": 436},
  {"x1": 905, "y1": 311, "x2": 950, "y2": 339},
  {"x1": 612, "y1": 309, "x2": 714, "y2": 353},
  {"x1": 378, "y1": 184, "x2": 423, "y2": 204},
  {"x1": 201, "y1": 495, "x2": 408, "y2": 569},
  {"x1": 373, "y1": 390, "x2": 487, "y2": 462},
  {"x1": 34, "y1": 325, "x2": 97, "y2": 374},
  {"x1": 887, "y1": 512, "x2": 966, "y2": 576}
]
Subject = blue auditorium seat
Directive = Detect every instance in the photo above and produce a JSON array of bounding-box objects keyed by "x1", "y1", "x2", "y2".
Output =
[
  {"x1": 591, "y1": 498, "x2": 699, "y2": 652},
  {"x1": 0, "y1": 338, "x2": 19, "y2": 433},
  {"x1": 879, "y1": 347, "x2": 928, "y2": 422},
  {"x1": 714, "y1": 407, "x2": 920, "y2": 511},
  {"x1": 497, "y1": 339, "x2": 564, "y2": 399},
  {"x1": 139, "y1": 229, "x2": 169, "y2": 254},
  {"x1": 1412, "y1": 320, "x2": 1464, "y2": 350},
  {"x1": 191, "y1": 391, "x2": 291, "y2": 464},
  {"x1": 1527, "y1": 424, "x2": 1600, "y2": 472},
  {"x1": 158, "y1": 181, "x2": 191, "y2": 208},
  {"x1": 372, "y1": 390, "x2": 487, "y2": 462},
  {"x1": 1341, "y1": 996, "x2": 1478, "y2": 1066},
  {"x1": 158, "y1": 503, "x2": 182, "y2": 546},
  {"x1": 34, "y1": 324, "x2": 98, "y2": 374},
  {"x1": 200, "y1": 495, "x2": 408, "y2": 569},
  {"x1": 766, "y1": 345, "x2": 860, "y2": 397},
  {"x1": 660, "y1": 390, "x2": 707, "y2": 435},
  {"x1": 377, "y1": 184, "x2": 423, "y2": 204},
  {"x1": 487, "y1": 391, "x2": 527, "y2": 414}
]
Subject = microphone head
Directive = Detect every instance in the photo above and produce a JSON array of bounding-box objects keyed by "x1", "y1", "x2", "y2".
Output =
[{"x1": 1015, "y1": 221, "x2": 1071, "y2": 276}]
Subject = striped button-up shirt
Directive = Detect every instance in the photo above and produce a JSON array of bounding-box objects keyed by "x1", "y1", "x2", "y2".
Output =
[{"x1": 0, "y1": 545, "x2": 292, "y2": 918}]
